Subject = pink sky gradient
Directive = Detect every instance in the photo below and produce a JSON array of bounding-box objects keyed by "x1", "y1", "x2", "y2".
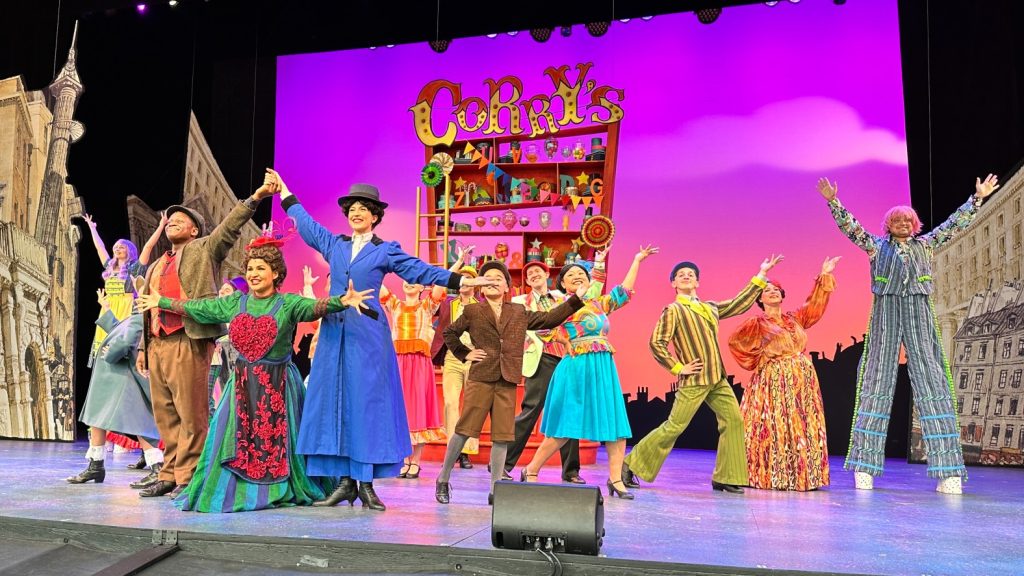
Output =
[{"x1": 274, "y1": 1, "x2": 910, "y2": 398}]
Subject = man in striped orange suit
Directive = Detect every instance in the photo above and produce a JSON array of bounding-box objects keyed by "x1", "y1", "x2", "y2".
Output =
[{"x1": 622, "y1": 256, "x2": 780, "y2": 494}]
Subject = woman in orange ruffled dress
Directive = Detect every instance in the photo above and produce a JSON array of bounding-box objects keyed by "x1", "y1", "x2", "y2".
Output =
[{"x1": 727, "y1": 256, "x2": 839, "y2": 491}]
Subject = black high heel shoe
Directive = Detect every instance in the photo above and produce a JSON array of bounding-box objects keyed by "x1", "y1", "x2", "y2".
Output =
[
  {"x1": 406, "y1": 463, "x2": 421, "y2": 479},
  {"x1": 519, "y1": 468, "x2": 538, "y2": 483},
  {"x1": 314, "y1": 477, "x2": 357, "y2": 507},
  {"x1": 606, "y1": 479, "x2": 635, "y2": 500},
  {"x1": 66, "y1": 459, "x2": 105, "y2": 484},
  {"x1": 358, "y1": 482, "x2": 386, "y2": 511}
]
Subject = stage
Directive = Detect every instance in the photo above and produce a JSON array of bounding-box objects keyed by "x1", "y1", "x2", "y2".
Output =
[{"x1": 1, "y1": 440, "x2": 1021, "y2": 575}]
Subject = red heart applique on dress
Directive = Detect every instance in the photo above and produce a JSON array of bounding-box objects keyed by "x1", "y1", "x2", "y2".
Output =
[{"x1": 230, "y1": 313, "x2": 278, "y2": 361}]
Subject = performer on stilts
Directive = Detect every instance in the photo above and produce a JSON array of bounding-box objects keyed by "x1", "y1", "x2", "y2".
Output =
[{"x1": 817, "y1": 174, "x2": 999, "y2": 494}]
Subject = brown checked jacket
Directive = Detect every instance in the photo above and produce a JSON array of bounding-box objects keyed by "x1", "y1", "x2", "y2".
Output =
[{"x1": 443, "y1": 295, "x2": 584, "y2": 383}]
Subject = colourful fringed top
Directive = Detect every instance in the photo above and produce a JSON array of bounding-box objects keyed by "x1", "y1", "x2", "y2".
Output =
[
  {"x1": 382, "y1": 291, "x2": 444, "y2": 355},
  {"x1": 546, "y1": 285, "x2": 631, "y2": 356}
]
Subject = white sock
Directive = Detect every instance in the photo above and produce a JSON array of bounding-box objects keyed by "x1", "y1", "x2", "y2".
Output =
[
  {"x1": 144, "y1": 448, "x2": 164, "y2": 467},
  {"x1": 86, "y1": 445, "x2": 105, "y2": 461}
]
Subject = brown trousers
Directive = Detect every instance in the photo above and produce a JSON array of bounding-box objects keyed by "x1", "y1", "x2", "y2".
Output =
[
  {"x1": 455, "y1": 378, "x2": 518, "y2": 443},
  {"x1": 148, "y1": 332, "x2": 214, "y2": 484}
]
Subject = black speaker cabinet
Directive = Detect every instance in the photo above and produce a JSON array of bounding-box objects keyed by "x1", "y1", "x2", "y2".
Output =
[{"x1": 490, "y1": 480, "x2": 605, "y2": 555}]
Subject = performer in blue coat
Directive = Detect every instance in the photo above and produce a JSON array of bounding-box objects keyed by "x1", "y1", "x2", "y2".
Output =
[{"x1": 273, "y1": 170, "x2": 494, "y2": 511}]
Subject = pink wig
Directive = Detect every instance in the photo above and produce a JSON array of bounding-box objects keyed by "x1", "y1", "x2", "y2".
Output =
[{"x1": 881, "y1": 205, "x2": 923, "y2": 236}]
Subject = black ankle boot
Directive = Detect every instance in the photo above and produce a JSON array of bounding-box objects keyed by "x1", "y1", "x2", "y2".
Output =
[
  {"x1": 129, "y1": 463, "x2": 162, "y2": 489},
  {"x1": 358, "y1": 482, "x2": 386, "y2": 511},
  {"x1": 66, "y1": 459, "x2": 105, "y2": 484},
  {"x1": 127, "y1": 455, "x2": 147, "y2": 469},
  {"x1": 314, "y1": 477, "x2": 357, "y2": 507}
]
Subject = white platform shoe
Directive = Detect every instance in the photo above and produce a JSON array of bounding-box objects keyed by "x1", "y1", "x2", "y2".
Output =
[
  {"x1": 936, "y1": 476, "x2": 962, "y2": 495},
  {"x1": 854, "y1": 471, "x2": 874, "y2": 490}
]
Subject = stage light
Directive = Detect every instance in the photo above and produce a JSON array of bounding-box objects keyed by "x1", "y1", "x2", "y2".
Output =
[
  {"x1": 586, "y1": 22, "x2": 611, "y2": 37},
  {"x1": 618, "y1": 19, "x2": 631, "y2": 23},
  {"x1": 429, "y1": 39, "x2": 451, "y2": 53},
  {"x1": 560, "y1": 25, "x2": 572, "y2": 37},
  {"x1": 486, "y1": 33, "x2": 498, "y2": 38},
  {"x1": 696, "y1": 8, "x2": 721, "y2": 24},
  {"x1": 640, "y1": 16, "x2": 654, "y2": 21},
  {"x1": 386, "y1": 44, "x2": 395, "y2": 48},
  {"x1": 506, "y1": 31, "x2": 519, "y2": 36},
  {"x1": 530, "y1": 28, "x2": 552, "y2": 42},
  {"x1": 168, "y1": 0, "x2": 178, "y2": 6},
  {"x1": 765, "y1": 1, "x2": 779, "y2": 6},
  {"x1": 136, "y1": 3, "x2": 147, "y2": 13},
  {"x1": 789, "y1": 0, "x2": 801, "y2": 3}
]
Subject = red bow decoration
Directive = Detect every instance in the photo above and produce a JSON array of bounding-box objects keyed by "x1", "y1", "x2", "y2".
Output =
[{"x1": 247, "y1": 218, "x2": 297, "y2": 251}]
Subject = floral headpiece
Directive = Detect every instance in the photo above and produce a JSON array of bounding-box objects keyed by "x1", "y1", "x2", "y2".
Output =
[{"x1": 246, "y1": 218, "x2": 297, "y2": 251}]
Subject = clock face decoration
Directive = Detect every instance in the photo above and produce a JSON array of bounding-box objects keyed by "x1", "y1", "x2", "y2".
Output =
[{"x1": 581, "y1": 215, "x2": 615, "y2": 248}]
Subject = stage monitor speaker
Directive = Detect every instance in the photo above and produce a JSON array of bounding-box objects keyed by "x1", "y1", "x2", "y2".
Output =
[{"x1": 490, "y1": 480, "x2": 605, "y2": 555}]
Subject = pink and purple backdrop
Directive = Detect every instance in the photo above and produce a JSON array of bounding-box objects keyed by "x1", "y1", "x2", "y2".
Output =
[{"x1": 274, "y1": 1, "x2": 909, "y2": 399}]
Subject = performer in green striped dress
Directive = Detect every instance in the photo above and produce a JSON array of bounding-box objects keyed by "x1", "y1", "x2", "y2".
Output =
[{"x1": 136, "y1": 237, "x2": 373, "y2": 512}]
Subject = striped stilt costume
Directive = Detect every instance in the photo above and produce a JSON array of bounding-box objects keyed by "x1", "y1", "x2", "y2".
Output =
[{"x1": 824, "y1": 189, "x2": 990, "y2": 488}]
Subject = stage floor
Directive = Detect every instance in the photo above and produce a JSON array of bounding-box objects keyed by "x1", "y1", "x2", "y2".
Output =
[{"x1": 1, "y1": 439, "x2": 1021, "y2": 575}]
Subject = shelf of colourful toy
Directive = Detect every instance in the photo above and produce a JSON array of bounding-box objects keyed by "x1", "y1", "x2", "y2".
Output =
[
  {"x1": 426, "y1": 230, "x2": 583, "y2": 239},
  {"x1": 428, "y1": 199, "x2": 562, "y2": 215},
  {"x1": 447, "y1": 160, "x2": 605, "y2": 172}
]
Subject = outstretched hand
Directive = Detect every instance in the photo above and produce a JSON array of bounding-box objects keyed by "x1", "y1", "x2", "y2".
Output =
[
  {"x1": 134, "y1": 292, "x2": 161, "y2": 312},
  {"x1": 340, "y1": 279, "x2": 375, "y2": 314},
  {"x1": 156, "y1": 210, "x2": 168, "y2": 230},
  {"x1": 634, "y1": 244, "x2": 659, "y2": 262},
  {"x1": 595, "y1": 244, "x2": 611, "y2": 263},
  {"x1": 821, "y1": 256, "x2": 840, "y2": 275},
  {"x1": 77, "y1": 213, "x2": 97, "y2": 229},
  {"x1": 975, "y1": 173, "x2": 999, "y2": 199},
  {"x1": 303, "y1": 265, "x2": 320, "y2": 288},
  {"x1": 96, "y1": 288, "x2": 109, "y2": 310},
  {"x1": 816, "y1": 178, "x2": 837, "y2": 201},
  {"x1": 760, "y1": 254, "x2": 784, "y2": 275}
]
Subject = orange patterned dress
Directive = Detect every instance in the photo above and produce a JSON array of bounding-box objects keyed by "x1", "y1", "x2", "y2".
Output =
[{"x1": 727, "y1": 273, "x2": 835, "y2": 491}]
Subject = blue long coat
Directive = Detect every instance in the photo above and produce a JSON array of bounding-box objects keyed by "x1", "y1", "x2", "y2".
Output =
[
  {"x1": 79, "y1": 311, "x2": 160, "y2": 442},
  {"x1": 287, "y1": 199, "x2": 458, "y2": 481}
]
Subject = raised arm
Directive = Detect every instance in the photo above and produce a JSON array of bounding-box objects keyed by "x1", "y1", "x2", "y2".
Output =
[
  {"x1": 920, "y1": 174, "x2": 997, "y2": 249},
  {"x1": 432, "y1": 244, "x2": 473, "y2": 300},
  {"x1": 138, "y1": 211, "x2": 167, "y2": 265},
  {"x1": 792, "y1": 257, "x2": 838, "y2": 329},
  {"x1": 619, "y1": 245, "x2": 658, "y2": 293},
  {"x1": 817, "y1": 178, "x2": 879, "y2": 257},
  {"x1": 274, "y1": 169, "x2": 337, "y2": 259},
  {"x1": 302, "y1": 265, "x2": 319, "y2": 299},
  {"x1": 77, "y1": 213, "x2": 110, "y2": 264},
  {"x1": 205, "y1": 171, "x2": 275, "y2": 262},
  {"x1": 715, "y1": 255, "x2": 778, "y2": 319}
]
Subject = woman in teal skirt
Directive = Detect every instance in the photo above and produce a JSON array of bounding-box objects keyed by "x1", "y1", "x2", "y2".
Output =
[
  {"x1": 521, "y1": 245, "x2": 658, "y2": 500},
  {"x1": 136, "y1": 237, "x2": 373, "y2": 513}
]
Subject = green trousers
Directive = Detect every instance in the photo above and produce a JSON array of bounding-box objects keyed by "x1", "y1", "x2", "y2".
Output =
[{"x1": 624, "y1": 377, "x2": 748, "y2": 485}]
